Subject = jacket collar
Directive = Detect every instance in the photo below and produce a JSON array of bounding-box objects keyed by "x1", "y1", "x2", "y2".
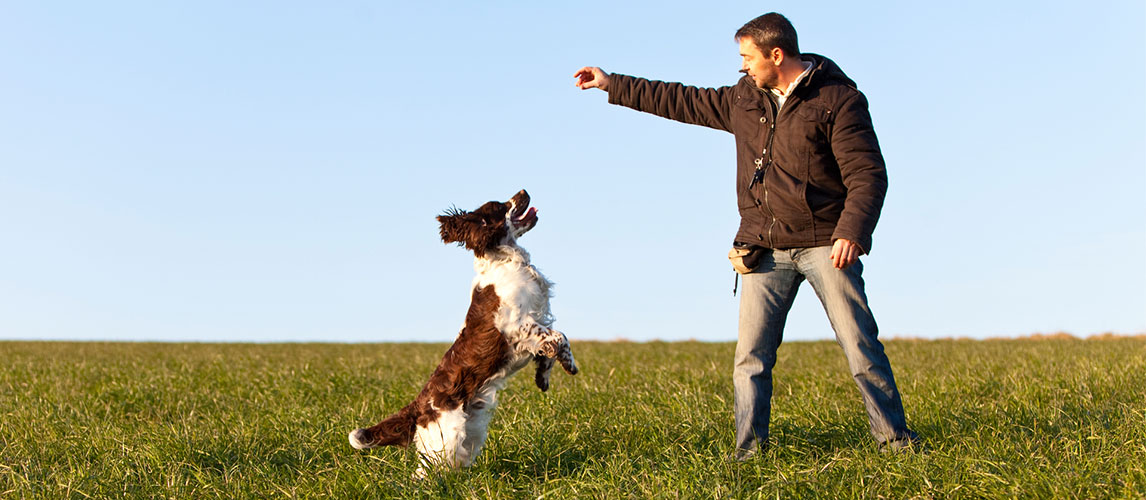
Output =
[{"x1": 733, "y1": 54, "x2": 855, "y2": 110}]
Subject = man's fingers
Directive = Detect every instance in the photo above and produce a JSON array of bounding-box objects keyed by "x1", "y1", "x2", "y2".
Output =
[
  {"x1": 834, "y1": 243, "x2": 859, "y2": 269},
  {"x1": 842, "y1": 247, "x2": 857, "y2": 269},
  {"x1": 574, "y1": 67, "x2": 608, "y2": 91},
  {"x1": 831, "y1": 239, "x2": 858, "y2": 269},
  {"x1": 574, "y1": 67, "x2": 594, "y2": 86}
]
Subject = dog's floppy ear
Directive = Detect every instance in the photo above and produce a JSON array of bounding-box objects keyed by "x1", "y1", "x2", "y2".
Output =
[
  {"x1": 437, "y1": 205, "x2": 503, "y2": 257},
  {"x1": 437, "y1": 207, "x2": 469, "y2": 245}
]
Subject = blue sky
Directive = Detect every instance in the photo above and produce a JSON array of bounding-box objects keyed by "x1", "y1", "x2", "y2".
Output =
[{"x1": 1, "y1": 1, "x2": 1143, "y2": 343}]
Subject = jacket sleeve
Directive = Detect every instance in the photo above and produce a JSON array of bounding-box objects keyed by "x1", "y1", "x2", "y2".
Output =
[
  {"x1": 606, "y1": 74, "x2": 734, "y2": 132},
  {"x1": 829, "y1": 90, "x2": 887, "y2": 254}
]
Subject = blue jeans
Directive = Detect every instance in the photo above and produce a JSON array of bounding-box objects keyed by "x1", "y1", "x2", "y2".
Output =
[{"x1": 734, "y1": 246, "x2": 916, "y2": 453}]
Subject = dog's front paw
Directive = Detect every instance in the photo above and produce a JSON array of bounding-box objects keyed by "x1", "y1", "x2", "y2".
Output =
[
  {"x1": 533, "y1": 329, "x2": 577, "y2": 376},
  {"x1": 538, "y1": 337, "x2": 560, "y2": 358},
  {"x1": 558, "y1": 350, "x2": 579, "y2": 375},
  {"x1": 534, "y1": 355, "x2": 554, "y2": 391}
]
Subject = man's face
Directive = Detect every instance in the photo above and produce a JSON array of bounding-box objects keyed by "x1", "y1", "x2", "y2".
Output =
[{"x1": 739, "y1": 37, "x2": 778, "y2": 90}]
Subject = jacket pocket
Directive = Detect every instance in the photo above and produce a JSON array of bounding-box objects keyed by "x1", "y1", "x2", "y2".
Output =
[
  {"x1": 794, "y1": 103, "x2": 831, "y2": 122},
  {"x1": 791, "y1": 104, "x2": 833, "y2": 151},
  {"x1": 731, "y1": 98, "x2": 765, "y2": 145},
  {"x1": 764, "y1": 162, "x2": 812, "y2": 231}
]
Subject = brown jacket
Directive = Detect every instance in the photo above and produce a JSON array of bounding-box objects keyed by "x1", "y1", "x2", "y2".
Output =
[{"x1": 606, "y1": 54, "x2": 887, "y2": 253}]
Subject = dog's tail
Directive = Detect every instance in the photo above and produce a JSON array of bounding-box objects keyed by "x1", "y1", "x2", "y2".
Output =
[{"x1": 349, "y1": 404, "x2": 417, "y2": 450}]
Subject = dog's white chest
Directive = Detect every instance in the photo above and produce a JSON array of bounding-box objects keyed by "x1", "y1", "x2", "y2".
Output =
[{"x1": 473, "y1": 254, "x2": 554, "y2": 344}]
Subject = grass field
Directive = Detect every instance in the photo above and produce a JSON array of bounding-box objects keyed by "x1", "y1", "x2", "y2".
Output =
[{"x1": 1, "y1": 337, "x2": 1143, "y2": 499}]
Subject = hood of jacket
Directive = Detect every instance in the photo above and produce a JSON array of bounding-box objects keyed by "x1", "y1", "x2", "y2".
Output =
[{"x1": 797, "y1": 53, "x2": 857, "y2": 91}]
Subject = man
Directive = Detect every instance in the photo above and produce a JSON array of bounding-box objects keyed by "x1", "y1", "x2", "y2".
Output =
[{"x1": 574, "y1": 13, "x2": 919, "y2": 458}]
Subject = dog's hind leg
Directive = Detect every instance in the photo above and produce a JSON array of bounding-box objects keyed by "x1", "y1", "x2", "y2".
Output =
[
  {"x1": 412, "y1": 406, "x2": 467, "y2": 477},
  {"x1": 458, "y1": 387, "x2": 499, "y2": 466}
]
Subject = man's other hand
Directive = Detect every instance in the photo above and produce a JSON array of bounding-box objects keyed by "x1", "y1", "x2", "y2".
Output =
[
  {"x1": 574, "y1": 67, "x2": 610, "y2": 91},
  {"x1": 830, "y1": 238, "x2": 864, "y2": 270}
]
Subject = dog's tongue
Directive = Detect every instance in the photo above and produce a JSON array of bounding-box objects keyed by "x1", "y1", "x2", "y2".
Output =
[{"x1": 518, "y1": 207, "x2": 538, "y2": 221}]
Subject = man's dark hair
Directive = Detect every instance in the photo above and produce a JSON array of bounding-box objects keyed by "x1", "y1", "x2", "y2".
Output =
[{"x1": 735, "y1": 13, "x2": 800, "y2": 57}]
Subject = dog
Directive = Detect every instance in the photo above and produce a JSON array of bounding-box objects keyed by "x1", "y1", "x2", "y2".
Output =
[{"x1": 349, "y1": 189, "x2": 578, "y2": 476}]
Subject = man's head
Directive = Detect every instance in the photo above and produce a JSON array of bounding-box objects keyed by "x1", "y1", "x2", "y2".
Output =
[{"x1": 735, "y1": 13, "x2": 800, "y2": 90}]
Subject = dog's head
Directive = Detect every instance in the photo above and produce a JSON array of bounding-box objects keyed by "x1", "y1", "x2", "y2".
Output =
[{"x1": 437, "y1": 189, "x2": 538, "y2": 257}]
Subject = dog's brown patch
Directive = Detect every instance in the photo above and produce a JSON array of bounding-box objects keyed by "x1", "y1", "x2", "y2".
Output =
[
  {"x1": 359, "y1": 284, "x2": 511, "y2": 446},
  {"x1": 420, "y1": 284, "x2": 511, "y2": 419}
]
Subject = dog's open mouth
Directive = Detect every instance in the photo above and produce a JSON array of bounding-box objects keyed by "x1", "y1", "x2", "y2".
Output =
[
  {"x1": 509, "y1": 190, "x2": 538, "y2": 231},
  {"x1": 513, "y1": 205, "x2": 538, "y2": 226}
]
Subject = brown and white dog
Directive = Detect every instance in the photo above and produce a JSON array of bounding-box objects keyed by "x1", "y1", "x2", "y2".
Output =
[{"x1": 349, "y1": 189, "x2": 577, "y2": 476}]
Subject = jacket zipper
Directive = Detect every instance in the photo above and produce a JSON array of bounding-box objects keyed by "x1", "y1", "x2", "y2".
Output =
[
  {"x1": 752, "y1": 65, "x2": 815, "y2": 249},
  {"x1": 760, "y1": 95, "x2": 779, "y2": 248},
  {"x1": 760, "y1": 90, "x2": 806, "y2": 248}
]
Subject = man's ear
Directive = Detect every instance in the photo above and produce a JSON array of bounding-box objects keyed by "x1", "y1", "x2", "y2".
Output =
[{"x1": 770, "y1": 47, "x2": 784, "y2": 65}]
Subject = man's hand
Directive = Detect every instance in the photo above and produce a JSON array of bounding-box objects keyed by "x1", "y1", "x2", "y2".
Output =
[
  {"x1": 830, "y1": 238, "x2": 865, "y2": 270},
  {"x1": 574, "y1": 67, "x2": 610, "y2": 91}
]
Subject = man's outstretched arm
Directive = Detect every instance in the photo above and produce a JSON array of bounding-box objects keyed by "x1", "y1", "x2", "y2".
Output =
[{"x1": 573, "y1": 66, "x2": 733, "y2": 132}]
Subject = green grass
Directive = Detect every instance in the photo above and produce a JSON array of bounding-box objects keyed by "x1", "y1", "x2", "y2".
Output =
[{"x1": 1, "y1": 338, "x2": 1143, "y2": 499}]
